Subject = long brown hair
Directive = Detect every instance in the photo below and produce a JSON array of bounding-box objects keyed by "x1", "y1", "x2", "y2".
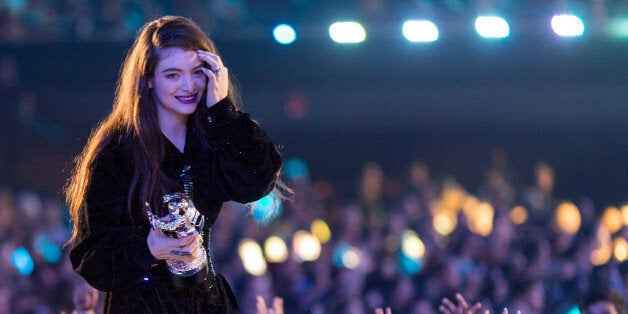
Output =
[{"x1": 65, "y1": 16, "x2": 237, "y2": 246}]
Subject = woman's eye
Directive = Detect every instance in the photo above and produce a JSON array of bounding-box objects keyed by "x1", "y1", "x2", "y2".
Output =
[
  {"x1": 166, "y1": 73, "x2": 179, "y2": 79},
  {"x1": 193, "y1": 70, "x2": 204, "y2": 76}
]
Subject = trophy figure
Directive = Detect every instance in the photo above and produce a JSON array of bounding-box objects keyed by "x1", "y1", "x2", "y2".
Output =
[{"x1": 145, "y1": 192, "x2": 208, "y2": 288}]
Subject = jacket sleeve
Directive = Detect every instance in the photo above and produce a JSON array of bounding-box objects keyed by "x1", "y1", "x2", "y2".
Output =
[
  {"x1": 196, "y1": 97, "x2": 282, "y2": 204},
  {"x1": 69, "y1": 147, "x2": 160, "y2": 292}
]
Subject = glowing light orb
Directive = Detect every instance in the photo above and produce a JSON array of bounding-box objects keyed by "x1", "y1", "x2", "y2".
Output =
[
  {"x1": 329, "y1": 21, "x2": 366, "y2": 43},
  {"x1": 402, "y1": 20, "x2": 439, "y2": 42},
  {"x1": 551, "y1": 15, "x2": 585, "y2": 37},
  {"x1": 555, "y1": 202, "x2": 581, "y2": 235},
  {"x1": 264, "y1": 236, "x2": 288, "y2": 263},
  {"x1": 293, "y1": 230, "x2": 321, "y2": 262},
  {"x1": 273, "y1": 24, "x2": 297, "y2": 44},
  {"x1": 475, "y1": 16, "x2": 510, "y2": 38},
  {"x1": 252, "y1": 192, "x2": 282, "y2": 225},
  {"x1": 238, "y1": 239, "x2": 267, "y2": 276},
  {"x1": 310, "y1": 219, "x2": 332, "y2": 244}
]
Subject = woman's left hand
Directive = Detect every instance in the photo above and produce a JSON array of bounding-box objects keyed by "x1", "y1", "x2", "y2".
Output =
[{"x1": 197, "y1": 50, "x2": 229, "y2": 108}]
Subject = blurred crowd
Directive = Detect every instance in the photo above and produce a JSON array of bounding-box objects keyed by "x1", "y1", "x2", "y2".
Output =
[{"x1": 0, "y1": 152, "x2": 626, "y2": 313}]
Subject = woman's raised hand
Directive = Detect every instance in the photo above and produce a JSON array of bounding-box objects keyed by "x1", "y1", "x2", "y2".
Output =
[{"x1": 197, "y1": 50, "x2": 229, "y2": 108}]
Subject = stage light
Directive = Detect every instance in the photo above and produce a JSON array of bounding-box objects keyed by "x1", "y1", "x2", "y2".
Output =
[
  {"x1": 467, "y1": 202, "x2": 494, "y2": 237},
  {"x1": 591, "y1": 225, "x2": 612, "y2": 266},
  {"x1": 555, "y1": 202, "x2": 581, "y2": 235},
  {"x1": 329, "y1": 21, "x2": 366, "y2": 44},
  {"x1": 273, "y1": 24, "x2": 297, "y2": 44},
  {"x1": 475, "y1": 16, "x2": 510, "y2": 38},
  {"x1": 285, "y1": 157, "x2": 309, "y2": 180},
  {"x1": 510, "y1": 206, "x2": 528, "y2": 225},
  {"x1": 608, "y1": 17, "x2": 628, "y2": 38},
  {"x1": 264, "y1": 236, "x2": 289, "y2": 263},
  {"x1": 400, "y1": 230, "x2": 425, "y2": 259},
  {"x1": 433, "y1": 211, "x2": 457, "y2": 236},
  {"x1": 293, "y1": 230, "x2": 321, "y2": 262},
  {"x1": 602, "y1": 206, "x2": 623, "y2": 233},
  {"x1": 551, "y1": 15, "x2": 584, "y2": 37},
  {"x1": 310, "y1": 219, "x2": 331, "y2": 244},
  {"x1": 402, "y1": 20, "x2": 439, "y2": 42},
  {"x1": 614, "y1": 237, "x2": 628, "y2": 262},
  {"x1": 332, "y1": 242, "x2": 361, "y2": 269},
  {"x1": 251, "y1": 192, "x2": 282, "y2": 225},
  {"x1": 33, "y1": 234, "x2": 62, "y2": 264},
  {"x1": 238, "y1": 239, "x2": 267, "y2": 276},
  {"x1": 11, "y1": 247, "x2": 34, "y2": 276}
]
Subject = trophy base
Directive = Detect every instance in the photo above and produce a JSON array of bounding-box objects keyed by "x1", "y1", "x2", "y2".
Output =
[{"x1": 169, "y1": 264, "x2": 209, "y2": 288}]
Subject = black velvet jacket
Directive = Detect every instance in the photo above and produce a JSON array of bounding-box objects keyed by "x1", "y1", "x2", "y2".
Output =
[{"x1": 69, "y1": 98, "x2": 281, "y2": 313}]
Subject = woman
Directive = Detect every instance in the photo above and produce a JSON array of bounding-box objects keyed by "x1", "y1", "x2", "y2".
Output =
[{"x1": 66, "y1": 16, "x2": 282, "y2": 313}]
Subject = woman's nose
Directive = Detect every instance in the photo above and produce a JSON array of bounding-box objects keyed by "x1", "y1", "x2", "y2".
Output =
[{"x1": 181, "y1": 75, "x2": 195, "y2": 92}]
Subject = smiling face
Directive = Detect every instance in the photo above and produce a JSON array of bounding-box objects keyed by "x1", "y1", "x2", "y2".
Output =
[{"x1": 149, "y1": 47, "x2": 207, "y2": 126}]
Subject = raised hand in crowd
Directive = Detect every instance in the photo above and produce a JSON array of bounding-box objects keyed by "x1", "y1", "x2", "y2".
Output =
[
  {"x1": 256, "y1": 295, "x2": 284, "y2": 314},
  {"x1": 439, "y1": 293, "x2": 520, "y2": 314}
]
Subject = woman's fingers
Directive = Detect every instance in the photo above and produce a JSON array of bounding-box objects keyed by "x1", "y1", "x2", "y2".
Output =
[
  {"x1": 147, "y1": 228, "x2": 202, "y2": 261},
  {"x1": 197, "y1": 50, "x2": 229, "y2": 107},
  {"x1": 197, "y1": 50, "x2": 222, "y2": 70}
]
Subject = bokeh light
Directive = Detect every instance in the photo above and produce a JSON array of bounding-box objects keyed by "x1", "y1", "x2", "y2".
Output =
[
  {"x1": 284, "y1": 92, "x2": 309, "y2": 120},
  {"x1": 510, "y1": 206, "x2": 528, "y2": 225},
  {"x1": 621, "y1": 204, "x2": 628, "y2": 225},
  {"x1": 433, "y1": 211, "x2": 457, "y2": 236},
  {"x1": 252, "y1": 192, "x2": 282, "y2": 225},
  {"x1": 293, "y1": 230, "x2": 321, "y2": 262},
  {"x1": 285, "y1": 157, "x2": 309, "y2": 181},
  {"x1": 329, "y1": 21, "x2": 366, "y2": 43},
  {"x1": 11, "y1": 247, "x2": 34, "y2": 276},
  {"x1": 238, "y1": 239, "x2": 267, "y2": 276},
  {"x1": 475, "y1": 16, "x2": 510, "y2": 38},
  {"x1": 555, "y1": 202, "x2": 581, "y2": 235},
  {"x1": 602, "y1": 206, "x2": 623, "y2": 233},
  {"x1": 591, "y1": 225, "x2": 612, "y2": 266},
  {"x1": 551, "y1": 14, "x2": 585, "y2": 37},
  {"x1": 332, "y1": 242, "x2": 361, "y2": 269},
  {"x1": 402, "y1": 20, "x2": 439, "y2": 42},
  {"x1": 613, "y1": 237, "x2": 628, "y2": 262},
  {"x1": 311, "y1": 219, "x2": 332, "y2": 244},
  {"x1": 400, "y1": 230, "x2": 425, "y2": 259},
  {"x1": 264, "y1": 236, "x2": 289, "y2": 263},
  {"x1": 33, "y1": 234, "x2": 62, "y2": 264},
  {"x1": 273, "y1": 23, "x2": 297, "y2": 44},
  {"x1": 608, "y1": 16, "x2": 628, "y2": 38},
  {"x1": 468, "y1": 202, "x2": 494, "y2": 236}
]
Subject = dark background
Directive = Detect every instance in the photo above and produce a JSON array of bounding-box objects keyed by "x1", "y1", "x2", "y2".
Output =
[{"x1": 1, "y1": 32, "x2": 627, "y2": 207}]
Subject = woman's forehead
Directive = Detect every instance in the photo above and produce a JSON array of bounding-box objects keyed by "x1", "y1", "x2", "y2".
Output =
[{"x1": 156, "y1": 48, "x2": 201, "y2": 69}]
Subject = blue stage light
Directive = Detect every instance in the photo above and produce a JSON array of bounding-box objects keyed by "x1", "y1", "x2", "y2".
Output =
[
  {"x1": 11, "y1": 247, "x2": 34, "y2": 276},
  {"x1": 273, "y1": 24, "x2": 297, "y2": 44},
  {"x1": 252, "y1": 192, "x2": 282, "y2": 225}
]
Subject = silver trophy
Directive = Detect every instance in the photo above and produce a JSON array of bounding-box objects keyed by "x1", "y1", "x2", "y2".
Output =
[{"x1": 145, "y1": 192, "x2": 208, "y2": 287}]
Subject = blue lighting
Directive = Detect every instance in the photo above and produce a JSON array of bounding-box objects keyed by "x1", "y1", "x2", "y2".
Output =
[
  {"x1": 273, "y1": 24, "x2": 297, "y2": 44},
  {"x1": 285, "y1": 157, "x2": 309, "y2": 180},
  {"x1": 398, "y1": 250, "x2": 422, "y2": 276},
  {"x1": 332, "y1": 242, "x2": 351, "y2": 268},
  {"x1": 252, "y1": 192, "x2": 282, "y2": 225},
  {"x1": 475, "y1": 16, "x2": 510, "y2": 38},
  {"x1": 11, "y1": 247, "x2": 34, "y2": 276},
  {"x1": 33, "y1": 234, "x2": 62, "y2": 264}
]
